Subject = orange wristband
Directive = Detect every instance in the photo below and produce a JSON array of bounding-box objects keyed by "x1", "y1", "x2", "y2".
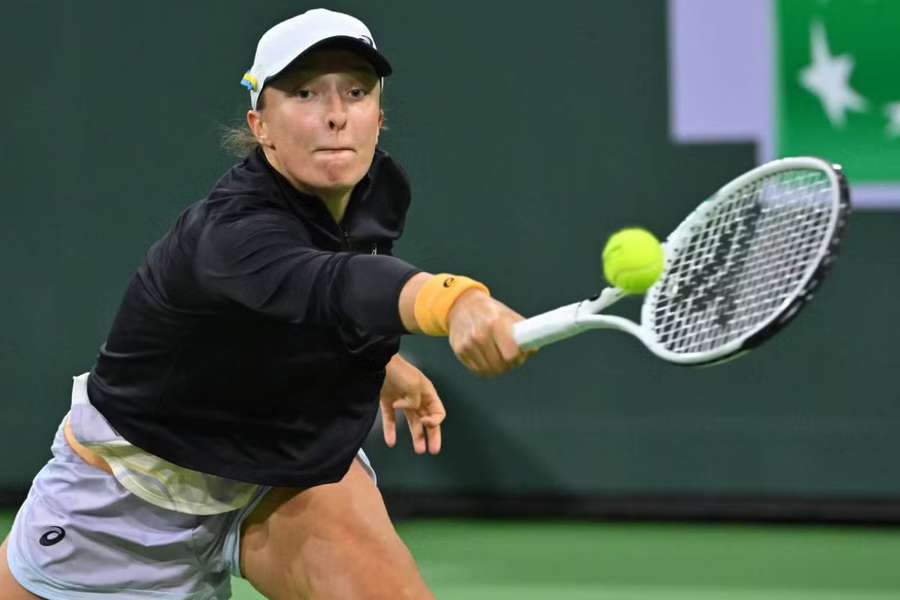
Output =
[{"x1": 413, "y1": 274, "x2": 490, "y2": 336}]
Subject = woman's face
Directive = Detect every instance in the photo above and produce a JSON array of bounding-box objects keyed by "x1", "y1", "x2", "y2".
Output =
[{"x1": 250, "y1": 49, "x2": 383, "y2": 198}]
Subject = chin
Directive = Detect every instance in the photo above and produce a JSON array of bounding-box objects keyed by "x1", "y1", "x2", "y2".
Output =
[
  {"x1": 316, "y1": 163, "x2": 369, "y2": 188},
  {"x1": 317, "y1": 171, "x2": 363, "y2": 188}
]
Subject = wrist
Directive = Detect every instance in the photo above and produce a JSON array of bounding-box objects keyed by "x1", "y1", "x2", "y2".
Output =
[
  {"x1": 447, "y1": 287, "x2": 489, "y2": 323},
  {"x1": 413, "y1": 274, "x2": 490, "y2": 336},
  {"x1": 386, "y1": 353, "x2": 407, "y2": 371}
]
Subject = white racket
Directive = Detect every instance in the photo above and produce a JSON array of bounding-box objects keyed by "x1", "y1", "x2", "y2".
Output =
[{"x1": 513, "y1": 157, "x2": 850, "y2": 365}]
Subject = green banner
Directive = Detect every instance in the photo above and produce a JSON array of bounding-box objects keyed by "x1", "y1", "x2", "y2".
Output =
[{"x1": 777, "y1": 0, "x2": 900, "y2": 183}]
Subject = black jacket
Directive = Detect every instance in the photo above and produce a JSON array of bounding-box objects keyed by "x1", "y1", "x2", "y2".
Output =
[{"x1": 89, "y1": 147, "x2": 421, "y2": 486}]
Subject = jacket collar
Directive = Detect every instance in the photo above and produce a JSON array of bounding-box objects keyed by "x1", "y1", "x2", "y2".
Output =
[{"x1": 229, "y1": 145, "x2": 411, "y2": 245}]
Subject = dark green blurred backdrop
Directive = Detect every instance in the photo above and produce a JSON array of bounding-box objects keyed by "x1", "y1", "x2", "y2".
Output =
[{"x1": 3, "y1": 1, "x2": 898, "y2": 509}]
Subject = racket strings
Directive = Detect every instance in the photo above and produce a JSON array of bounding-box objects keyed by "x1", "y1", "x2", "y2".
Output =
[
  {"x1": 649, "y1": 170, "x2": 834, "y2": 354},
  {"x1": 670, "y1": 180, "x2": 831, "y2": 350},
  {"x1": 659, "y1": 174, "x2": 831, "y2": 351}
]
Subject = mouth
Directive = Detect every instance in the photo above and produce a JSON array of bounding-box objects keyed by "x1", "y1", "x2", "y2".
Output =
[{"x1": 314, "y1": 147, "x2": 356, "y2": 154}]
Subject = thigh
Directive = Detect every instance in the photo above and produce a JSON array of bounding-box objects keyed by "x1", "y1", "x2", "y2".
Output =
[
  {"x1": 240, "y1": 459, "x2": 434, "y2": 600},
  {"x1": 0, "y1": 539, "x2": 43, "y2": 600}
]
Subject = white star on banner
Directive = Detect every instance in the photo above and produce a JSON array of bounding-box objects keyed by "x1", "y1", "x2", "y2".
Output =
[
  {"x1": 885, "y1": 102, "x2": 900, "y2": 138},
  {"x1": 799, "y1": 21, "x2": 867, "y2": 127}
]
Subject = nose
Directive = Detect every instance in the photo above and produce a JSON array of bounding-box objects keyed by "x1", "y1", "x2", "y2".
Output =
[{"x1": 325, "y1": 91, "x2": 348, "y2": 132}]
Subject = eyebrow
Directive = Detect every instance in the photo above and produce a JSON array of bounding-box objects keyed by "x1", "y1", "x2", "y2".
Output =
[{"x1": 293, "y1": 64, "x2": 377, "y2": 77}]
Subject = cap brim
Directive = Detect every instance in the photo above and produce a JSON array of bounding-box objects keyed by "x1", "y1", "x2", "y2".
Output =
[{"x1": 272, "y1": 35, "x2": 393, "y2": 84}]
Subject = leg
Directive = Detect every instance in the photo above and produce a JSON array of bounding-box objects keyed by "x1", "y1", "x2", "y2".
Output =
[
  {"x1": 0, "y1": 538, "x2": 43, "y2": 600},
  {"x1": 240, "y1": 459, "x2": 434, "y2": 600}
]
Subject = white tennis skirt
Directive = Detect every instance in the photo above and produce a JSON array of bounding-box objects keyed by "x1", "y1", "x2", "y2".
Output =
[{"x1": 5, "y1": 385, "x2": 376, "y2": 599}]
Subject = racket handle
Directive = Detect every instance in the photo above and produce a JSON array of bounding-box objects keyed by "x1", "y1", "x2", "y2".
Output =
[
  {"x1": 513, "y1": 303, "x2": 584, "y2": 351},
  {"x1": 513, "y1": 288, "x2": 625, "y2": 351}
]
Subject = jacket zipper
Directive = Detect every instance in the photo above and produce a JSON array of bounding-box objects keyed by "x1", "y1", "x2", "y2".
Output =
[{"x1": 340, "y1": 228, "x2": 377, "y2": 254}]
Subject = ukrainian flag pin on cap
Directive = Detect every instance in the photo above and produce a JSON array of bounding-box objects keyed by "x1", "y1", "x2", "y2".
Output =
[{"x1": 239, "y1": 73, "x2": 259, "y2": 92}]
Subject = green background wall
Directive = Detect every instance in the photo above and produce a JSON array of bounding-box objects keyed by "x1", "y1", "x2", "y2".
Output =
[{"x1": 3, "y1": 1, "x2": 898, "y2": 502}]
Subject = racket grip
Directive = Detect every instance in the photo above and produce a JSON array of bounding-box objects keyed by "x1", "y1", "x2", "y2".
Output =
[{"x1": 513, "y1": 303, "x2": 583, "y2": 351}]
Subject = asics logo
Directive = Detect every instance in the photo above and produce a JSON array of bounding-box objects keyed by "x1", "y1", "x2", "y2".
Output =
[{"x1": 39, "y1": 526, "x2": 66, "y2": 546}]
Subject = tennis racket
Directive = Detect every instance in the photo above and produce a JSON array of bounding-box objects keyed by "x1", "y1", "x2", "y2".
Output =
[{"x1": 513, "y1": 157, "x2": 850, "y2": 365}]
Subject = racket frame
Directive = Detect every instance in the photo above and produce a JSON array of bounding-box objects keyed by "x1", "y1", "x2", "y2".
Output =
[{"x1": 513, "y1": 157, "x2": 850, "y2": 365}]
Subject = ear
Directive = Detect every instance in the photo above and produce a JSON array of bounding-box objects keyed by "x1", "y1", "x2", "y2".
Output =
[
  {"x1": 247, "y1": 109, "x2": 273, "y2": 149},
  {"x1": 375, "y1": 108, "x2": 385, "y2": 145}
]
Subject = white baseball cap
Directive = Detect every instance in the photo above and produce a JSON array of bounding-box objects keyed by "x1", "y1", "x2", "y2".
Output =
[{"x1": 241, "y1": 8, "x2": 392, "y2": 109}]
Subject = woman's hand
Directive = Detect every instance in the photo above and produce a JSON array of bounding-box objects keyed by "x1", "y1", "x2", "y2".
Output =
[
  {"x1": 447, "y1": 290, "x2": 533, "y2": 377},
  {"x1": 396, "y1": 272, "x2": 534, "y2": 377},
  {"x1": 380, "y1": 354, "x2": 446, "y2": 455}
]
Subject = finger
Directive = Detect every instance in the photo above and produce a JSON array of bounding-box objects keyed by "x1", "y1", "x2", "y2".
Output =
[
  {"x1": 495, "y1": 320, "x2": 525, "y2": 364},
  {"x1": 381, "y1": 401, "x2": 397, "y2": 448},
  {"x1": 480, "y1": 334, "x2": 508, "y2": 376},
  {"x1": 419, "y1": 385, "x2": 445, "y2": 454},
  {"x1": 396, "y1": 390, "x2": 428, "y2": 454},
  {"x1": 420, "y1": 385, "x2": 446, "y2": 426},
  {"x1": 457, "y1": 343, "x2": 492, "y2": 377},
  {"x1": 456, "y1": 353, "x2": 480, "y2": 373},
  {"x1": 392, "y1": 398, "x2": 426, "y2": 453},
  {"x1": 392, "y1": 397, "x2": 416, "y2": 411},
  {"x1": 424, "y1": 420, "x2": 442, "y2": 454},
  {"x1": 511, "y1": 312, "x2": 528, "y2": 322},
  {"x1": 420, "y1": 415, "x2": 444, "y2": 426},
  {"x1": 407, "y1": 413, "x2": 428, "y2": 454},
  {"x1": 513, "y1": 347, "x2": 537, "y2": 367},
  {"x1": 450, "y1": 338, "x2": 481, "y2": 373},
  {"x1": 473, "y1": 333, "x2": 506, "y2": 375}
]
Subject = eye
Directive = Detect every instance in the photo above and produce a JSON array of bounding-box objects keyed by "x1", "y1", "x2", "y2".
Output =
[
  {"x1": 348, "y1": 87, "x2": 368, "y2": 99},
  {"x1": 294, "y1": 89, "x2": 312, "y2": 99}
]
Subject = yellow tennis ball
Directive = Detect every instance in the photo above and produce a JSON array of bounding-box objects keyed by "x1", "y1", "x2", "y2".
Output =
[{"x1": 602, "y1": 228, "x2": 665, "y2": 294}]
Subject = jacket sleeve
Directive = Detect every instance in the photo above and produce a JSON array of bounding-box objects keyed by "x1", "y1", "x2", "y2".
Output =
[{"x1": 194, "y1": 214, "x2": 421, "y2": 334}]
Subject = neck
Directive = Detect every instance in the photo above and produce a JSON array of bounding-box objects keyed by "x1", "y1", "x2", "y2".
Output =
[
  {"x1": 314, "y1": 189, "x2": 353, "y2": 224},
  {"x1": 263, "y1": 147, "x2": 353, "y2": 224}
]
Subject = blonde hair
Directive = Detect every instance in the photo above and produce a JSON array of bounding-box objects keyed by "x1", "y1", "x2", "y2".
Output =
[
  {"x1": 221, "y1": 91, "x2": 267, "y2": 158},
  {"x1": 221, "y1": 123, "x2": 261, "y2": 158}
]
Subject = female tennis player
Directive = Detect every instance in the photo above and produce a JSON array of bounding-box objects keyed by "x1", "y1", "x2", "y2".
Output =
[{"x1": 0, "y1": 9, "x2": 530, "y2": 599}]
